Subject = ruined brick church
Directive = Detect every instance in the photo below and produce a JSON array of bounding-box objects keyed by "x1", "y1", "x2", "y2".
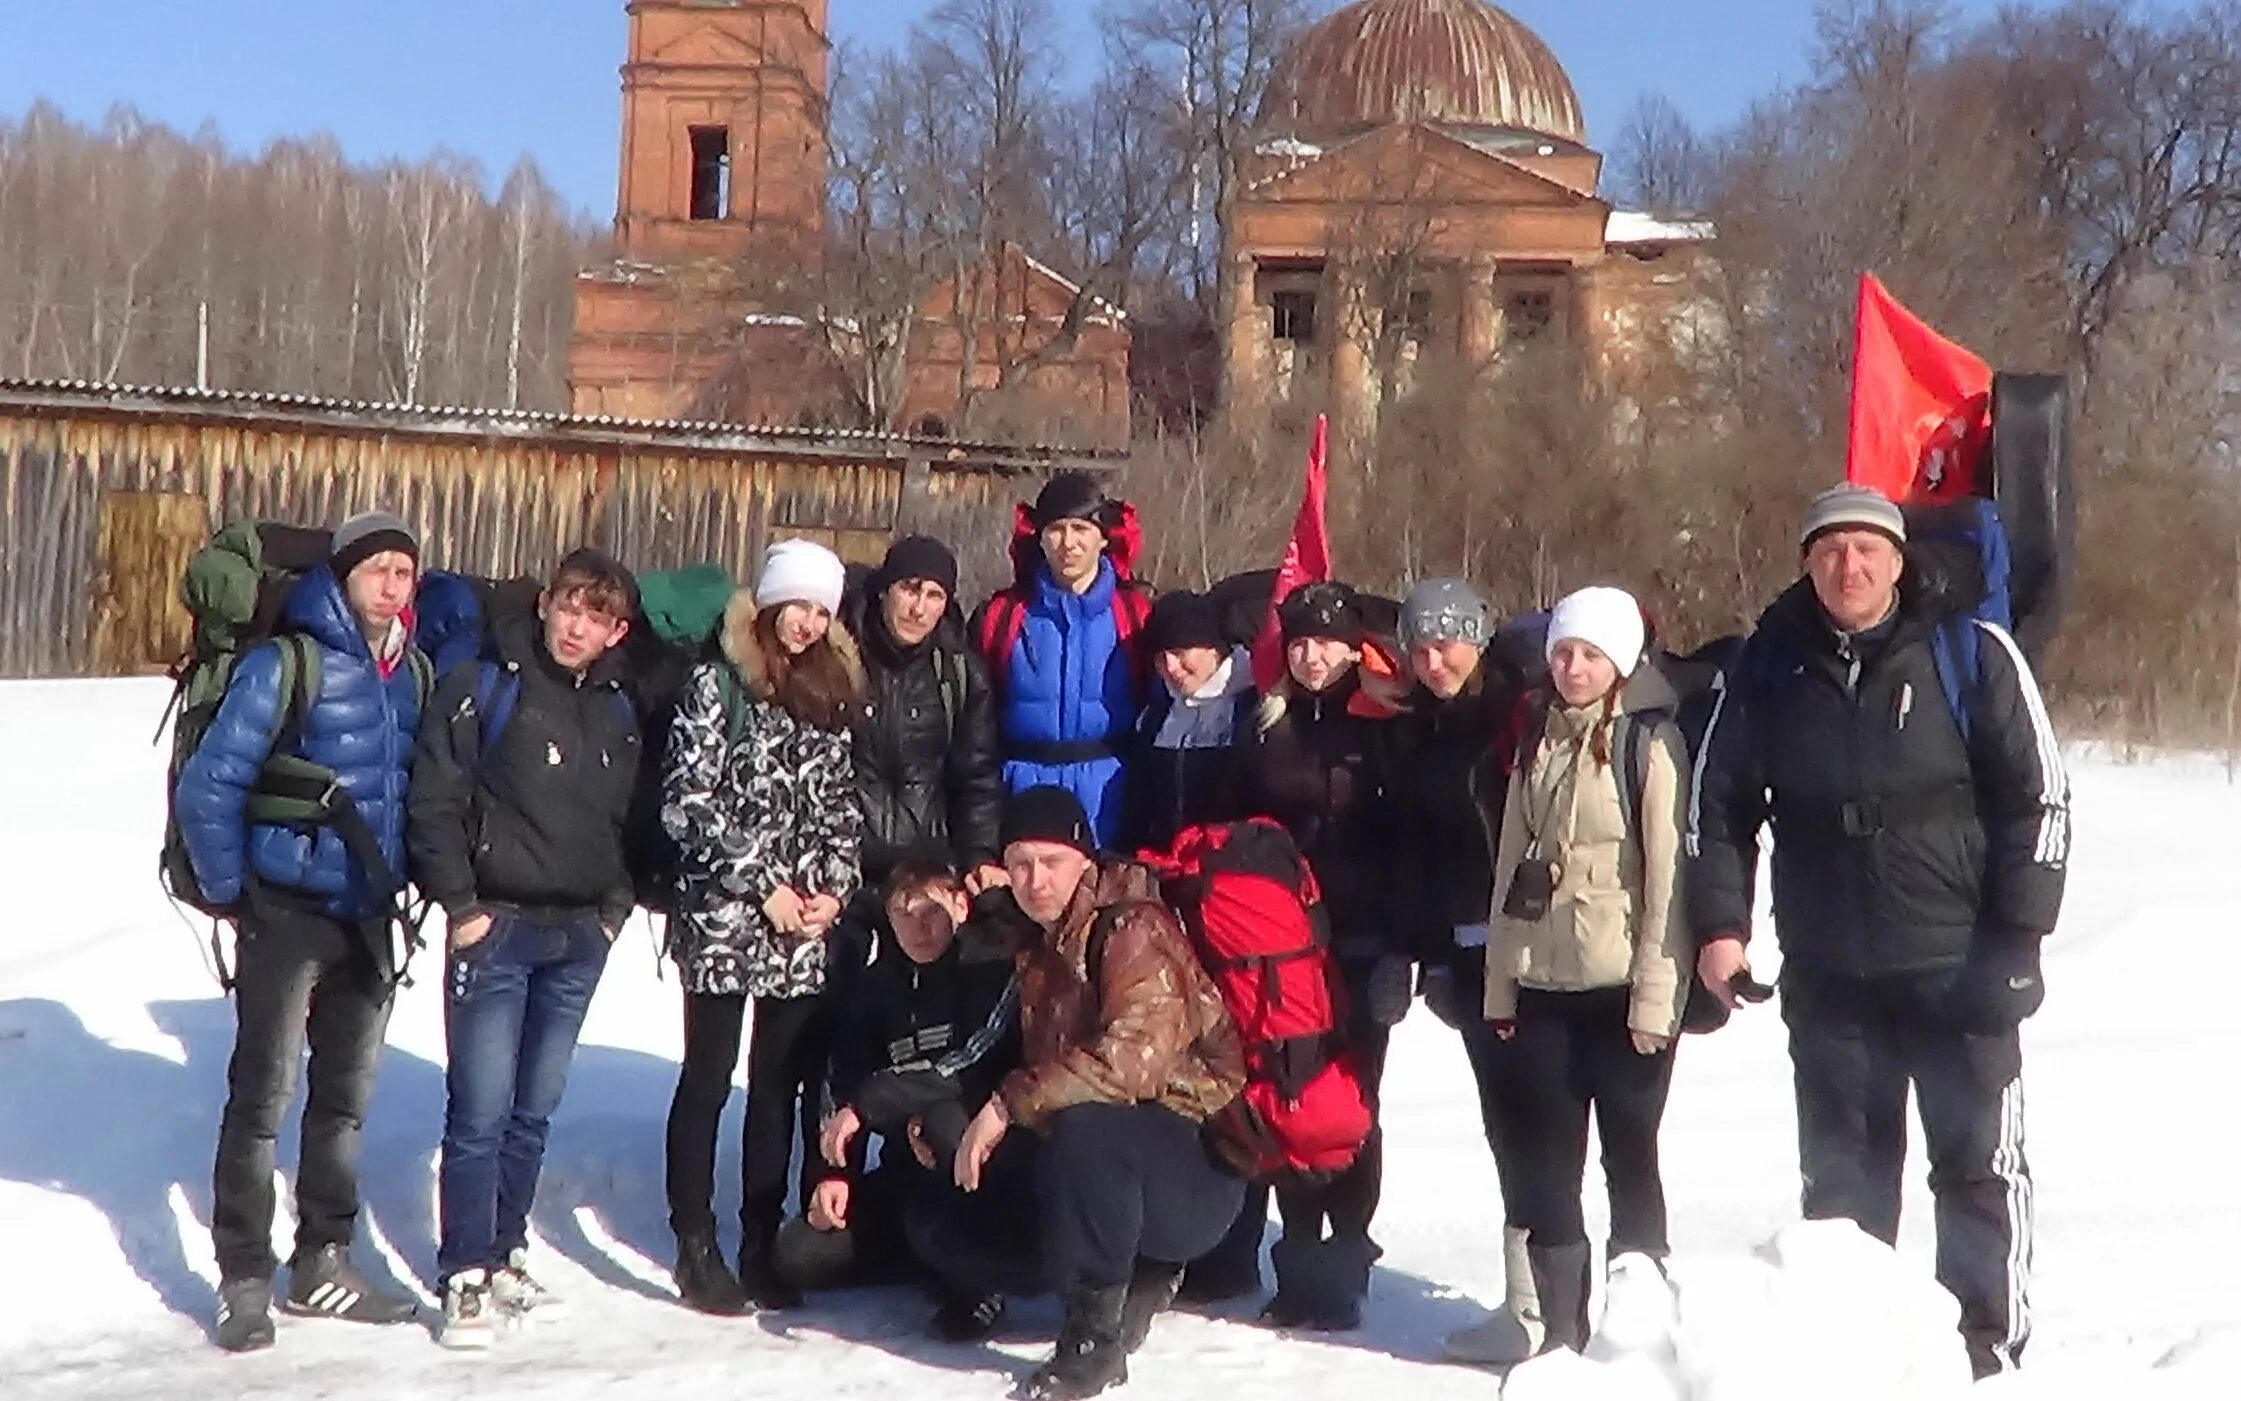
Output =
[{"x1": 565, "y1": 0, "x2": 1713, "y2": 452}]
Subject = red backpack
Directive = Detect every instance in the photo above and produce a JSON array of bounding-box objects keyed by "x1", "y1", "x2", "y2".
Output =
[{"x1": 1140, "y1": 819, "x2": 1374, "y2": 1183}]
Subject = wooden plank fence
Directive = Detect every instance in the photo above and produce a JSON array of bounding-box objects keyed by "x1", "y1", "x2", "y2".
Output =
[{"x1": 0, "y1": 382, "x2": 1106, "y2": 677}]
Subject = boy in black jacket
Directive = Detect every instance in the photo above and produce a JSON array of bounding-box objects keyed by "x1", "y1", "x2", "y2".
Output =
[
  {"x1": 407, "y1": 549, "x2": 643, "y2": 1349},
  {"x1": 787, "y1": 860, "x2": 1021, "y2": 1334}
]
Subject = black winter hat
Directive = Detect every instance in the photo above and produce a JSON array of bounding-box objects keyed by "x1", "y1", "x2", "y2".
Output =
[
  {"x1": 874, "y1": 534, "x2": 959, "y2": 597},
  {"x1": 329, "y1": 509, "x2": 421, "y2": 582},
  {"x1": 1279, "y1": 581, "x2": 1366, "y2": 646},
  {"x1": 1000, "y1": 785, "x2": 1097, "y2": 858},
  {"x1": 1030, "y1": 471, "x2": 1112, "y2": 532},
  {"x1": 1143, "y1": 590, "x2": 1225, "y2": 655}
]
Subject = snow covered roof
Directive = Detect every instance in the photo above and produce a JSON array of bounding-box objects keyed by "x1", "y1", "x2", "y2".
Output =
[
  {"x1": 1016, "y1": 250, "x2": 1127, "y2": 325},
  {"x1": 0, "y1": 377, "x2": 1122, "y2": 464},
  {"x1": 1606, "y1": 210, "x2": 1716, "y2": 245}
]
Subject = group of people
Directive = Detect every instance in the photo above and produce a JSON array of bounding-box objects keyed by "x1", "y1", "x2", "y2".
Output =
[{"x1": 169, "y1": 470, "x2": 2068, "y2": 1396}]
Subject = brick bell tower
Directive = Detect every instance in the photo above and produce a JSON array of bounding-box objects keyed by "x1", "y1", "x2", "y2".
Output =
[{"x1": 570, "y1": 0, "x2": 832, "y2": 419}]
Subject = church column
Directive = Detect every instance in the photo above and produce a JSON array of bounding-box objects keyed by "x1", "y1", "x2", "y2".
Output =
[
  {"x1": 1218, "y1": 252, "x2": 1264, "y2": 439},
  {"x1": 1458, "y1": 257, "x2": 1499, "y2": 366},
  {"x1": 1327, "y1": 264, "x2": 1373, "y2": 464}
]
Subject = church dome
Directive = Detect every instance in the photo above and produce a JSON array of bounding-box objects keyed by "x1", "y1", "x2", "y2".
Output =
[{"x1": 1258, "y1": 0, "x2": 1586, "y2": 145}]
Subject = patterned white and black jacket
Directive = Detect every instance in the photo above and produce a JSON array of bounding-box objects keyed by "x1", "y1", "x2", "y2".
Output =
[{"x1": 660, "y1": 591, "x2": 866, "y2": 999}]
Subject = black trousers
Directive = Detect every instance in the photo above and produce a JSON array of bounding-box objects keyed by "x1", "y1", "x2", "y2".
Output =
[
  {"x1": 1489, "y1": 986, "x2": 1674, "y2": 1255},
  {"x1": 1783, "y1": 969, "x2": 2032, "y2": 1378},
  {"x1": 1449, "y1": 956, "x2": 1531, "y2": 1230},
  {"x1": 911, "y1": 1103, "x2": 1244, "y2": 1297},
  {"x1": 665, "y1": 991, "x2": 832, "y2": 1248},
  {"x1": 1041, "y1": 1103, "x2": 1245, "y2": 1294},
  {"x1": 1274, "y1": 1022, "x2": 1392, "y2": 1243},
  {"x1": 211, "y1": 904, "x2": 394, "y2": 1282}
]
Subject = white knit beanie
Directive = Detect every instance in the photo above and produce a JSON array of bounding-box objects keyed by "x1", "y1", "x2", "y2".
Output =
[
  {"x1": 755, "y1": 538, "x2": 847, "y2": 615},
  {"x1": 1545, "y1": 586, "x2": 1647, "y2": 679}
]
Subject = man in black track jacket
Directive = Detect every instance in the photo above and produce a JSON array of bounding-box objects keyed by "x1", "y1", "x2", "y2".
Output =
[
  {"x1": 408, "y1": 548, "x2": 644, "y2": 1349},
  {"x1": 1689, "y1": 485, "x2": 2069, "y2": 1380}
]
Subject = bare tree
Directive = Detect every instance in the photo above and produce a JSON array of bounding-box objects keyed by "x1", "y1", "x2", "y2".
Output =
[{"x1": 1609, "y1": 93, "x2": 1711, "y2": 214}]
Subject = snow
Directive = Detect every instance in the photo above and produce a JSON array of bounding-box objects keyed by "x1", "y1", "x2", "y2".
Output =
[
  {"x1": 1605, "y1": 212, "x2": 1717, "y2": 246},
  {"x1": 2, "y1": 678, "x2": 2238, "y2": 1399}
]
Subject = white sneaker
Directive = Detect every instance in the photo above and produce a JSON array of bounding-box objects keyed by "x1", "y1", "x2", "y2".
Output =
[
  {"x1": 491, "y1": 1250, "x2": 565, "y2": 1320},
  {"x1": 440, "y1": 1270, "x2": 497, "y2": 1351}
]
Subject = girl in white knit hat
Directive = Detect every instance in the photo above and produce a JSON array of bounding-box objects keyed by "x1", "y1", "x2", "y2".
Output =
[
  {"x1": 1445, "y1": 585, "x2": 1689, "y2": 1363},
  {"x1": 658, "y1": 537, "x2": 866, "y2": 1314}
]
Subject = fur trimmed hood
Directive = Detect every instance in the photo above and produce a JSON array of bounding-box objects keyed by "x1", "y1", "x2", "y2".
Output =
[{"x1": 719, "y1": 587, "x2": 865, "y2": 704}]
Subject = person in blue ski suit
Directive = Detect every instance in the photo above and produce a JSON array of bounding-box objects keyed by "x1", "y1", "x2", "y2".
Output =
[{"x1": 967, "y1": 472, "x2": 1154, "y2": 850}]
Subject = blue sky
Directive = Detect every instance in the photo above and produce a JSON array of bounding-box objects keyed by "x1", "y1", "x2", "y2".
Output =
[{"x1": 0, "y1": 1, "x2": 2056, "y2": 218}]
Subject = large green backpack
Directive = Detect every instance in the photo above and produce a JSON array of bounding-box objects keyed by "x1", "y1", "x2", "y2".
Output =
[{"x1": 158, "y1": 521, "x2": 431, "y2": 981}]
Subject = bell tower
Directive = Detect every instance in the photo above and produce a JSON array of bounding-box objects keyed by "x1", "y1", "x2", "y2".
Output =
[
  {"x1": 570, "y1": 0, "x2": 831, "y2": 420},
  {"x1": 611, "y1": 0, "x2": 830, "y2": 262}
]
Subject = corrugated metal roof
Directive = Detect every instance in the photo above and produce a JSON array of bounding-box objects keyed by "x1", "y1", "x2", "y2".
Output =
[
  {"x1": 1259, "y1": 0, "x2": 1586, "y2": 145},
  {"x1": 0, "y1": 377, "x2": 1122, "y2": 467}
]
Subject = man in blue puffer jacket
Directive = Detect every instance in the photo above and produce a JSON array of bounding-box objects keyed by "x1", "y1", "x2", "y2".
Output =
[
  {"x1": 969, "y1": 472, "x2": 1154, "y2": 848},
  {"x1": 175, "y1": 509, "x2": 428, "y2": 1352}
]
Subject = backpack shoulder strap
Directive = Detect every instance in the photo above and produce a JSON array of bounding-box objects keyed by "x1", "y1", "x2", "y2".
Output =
[
  {"x1": 976, "y1": 595, "x2": 1028, "y2": 687},
  {"x1": 1927, "y1": 619, "x2": 1982, "y2": 745},
  {"x1": 267, "y1": 634, "x2": 321, "y2": 758},
  {"x1": 408, "y1": 649, "x2": 434, "y2": 711},
  {"x1": 1614, "y1": 710, "x2": 1662, "y2": 857},
  {"x1": 936, "y1": 646, "x2": 966, "y2": 735},
  {"x1": 713, "y1": 664, "x2": 752, "y2": 748},
  {"x1": 473, "y1": 662, "x2": 522, "y2": 761}
]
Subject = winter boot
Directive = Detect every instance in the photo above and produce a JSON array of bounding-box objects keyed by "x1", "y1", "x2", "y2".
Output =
[
  {"x1": 491, "y1": 1248, "x2": 564, "y2": 1320},
  {"x1": 739, "y1": 1240, "x2": 804, "y2": 1311},
  {"x1": 672, "y1": 1232, "x2": 749, "y2": 1316},
  {"x1": 281, "y1": 1244, "x2": 418, "y2": 1325},
  {"x1": 438, "y1": 1269, "x2": 497, "y2": 1351},
  {"x1": 1119, "y1": 1259, "x2": 1187, "y2": 1353},
  {"x1": 214, "y1": 1276, "x2": 276, "y2": 1354},
  {"x1": 930, "y1": 1286, "x2": 1008, "y2": 1343},
  {"x1": 1025, "y1": 1284, "x2": 1131, "y2": 1401},
  {"x1": 1528, "y1": 1242, "x2": 1594, "y2": 1354},
  {"x1": 1262, "y1": 1234, "x2": 1328, "y2": 1329},
  {"x1": 1444, "y1": 1225, "x2": 1546, "y2": 1365},
  {"x1": 1305, "y1": 1234, "x2": 1378, "y2": 1333}
]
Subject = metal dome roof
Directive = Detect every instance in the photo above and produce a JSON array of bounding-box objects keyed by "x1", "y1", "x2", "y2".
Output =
[{"x1": 1258, "y1": 0, "x2": 1586, "y2": 145}]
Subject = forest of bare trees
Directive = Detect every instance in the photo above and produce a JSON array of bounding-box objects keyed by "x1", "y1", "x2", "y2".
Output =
[
  {"x1": 2, "y1": 0, "x2": 2236, "y2": 737},
  {"x1": 0, "y1": 102, "x2": 594, "y2": 408}
]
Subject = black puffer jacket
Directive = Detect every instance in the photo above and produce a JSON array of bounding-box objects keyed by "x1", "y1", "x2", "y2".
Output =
[
  {"x1": 408, "y1": 612, "x2": 642, "y2": 933},
  {"x1": 825, "y1": 923, "x2": 1020, "y2": 1176},
  {"x1": 1383, "y1": 658, "x2": 1527, "y2": 965},
  {"x1": 1241, "y1": 669, "x2": 1401, "y2": 960},
  {"x1": 1688, "y1": 578, "x2": 2070, "y2": 976},
  {"x1": 846, "y1": 598, "x2": 1004, "y2": 883}
]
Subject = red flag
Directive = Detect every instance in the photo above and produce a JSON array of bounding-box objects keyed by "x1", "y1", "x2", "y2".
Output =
[
  {"x1": 1251, "y1": 415, "x2": 1333, "y2": 691},
  {"x1": 1845, "y1": 273, "x2": 1993, "y2": 503}
]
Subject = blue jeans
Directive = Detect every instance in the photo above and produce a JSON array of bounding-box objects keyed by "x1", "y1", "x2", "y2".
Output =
[{"x1": 437, "y1": 910, "x2": 611, "y2": 1281}]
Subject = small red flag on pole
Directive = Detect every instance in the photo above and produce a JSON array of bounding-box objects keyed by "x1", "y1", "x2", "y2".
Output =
[
  {"x1": 1251, "y1": 414, "x2": 1333, "y2": 691},
  {"x1": 1845, "y1": 272, "x2": 1994, "y2": 504}
]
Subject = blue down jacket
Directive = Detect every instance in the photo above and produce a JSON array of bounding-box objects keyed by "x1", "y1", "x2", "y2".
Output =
[
  {"x1": 175, "y1": 564, "x2": 424, "y2": 919},
  {"x1": 989, "y1": 559, "x2": 1143, "y2": 847}
]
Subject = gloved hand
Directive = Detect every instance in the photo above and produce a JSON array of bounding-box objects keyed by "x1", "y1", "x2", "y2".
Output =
[
  {"x1": 1955, "y1": 933, "x2": 2046, "y2": 1033},
  {"x1": 1420, "y1": 962, "x2": 1466, "y2": 1031},
  {"x1": 1356, "y1": 954, "x2": 1415, "y2": 1028}
]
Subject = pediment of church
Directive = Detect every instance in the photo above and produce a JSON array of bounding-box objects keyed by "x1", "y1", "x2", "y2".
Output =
[{"x1": 1250, "y1": 124, "x2": 1596, "y2": 211}]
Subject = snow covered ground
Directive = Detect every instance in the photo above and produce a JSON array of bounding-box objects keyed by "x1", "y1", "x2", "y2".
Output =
[{"x1": 2, "y1": 678, "x2": 2237, "y2": 1399}]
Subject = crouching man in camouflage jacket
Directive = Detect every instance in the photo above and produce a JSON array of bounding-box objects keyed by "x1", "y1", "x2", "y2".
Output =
[{"x1": 920, "y1": 786, "x2": 1245, "y2": 1401}]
